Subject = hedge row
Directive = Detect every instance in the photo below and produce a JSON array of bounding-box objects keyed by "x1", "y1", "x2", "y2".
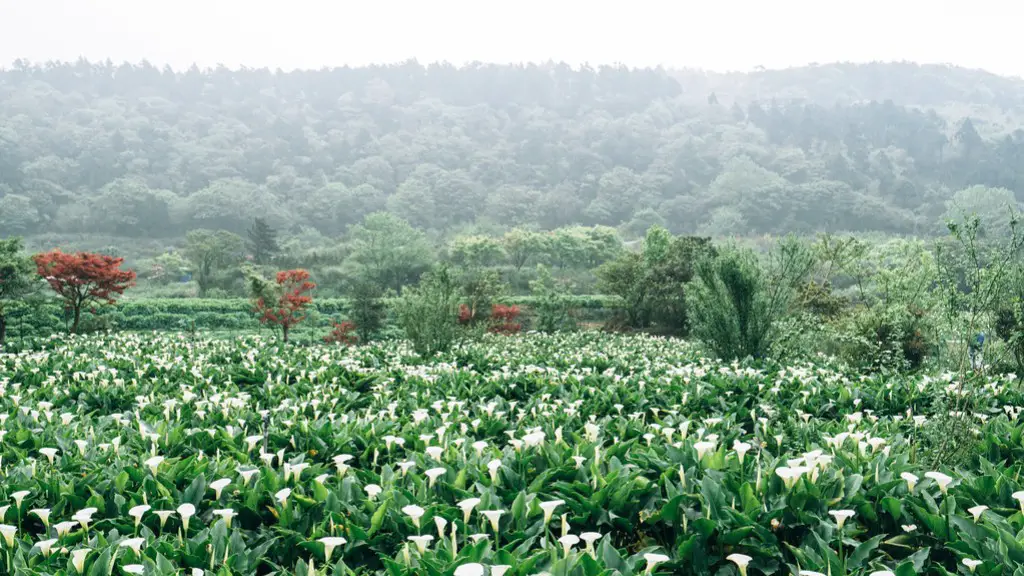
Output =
[{"x1": 2, "y1": 295, "x2": 623, "y2": 340}]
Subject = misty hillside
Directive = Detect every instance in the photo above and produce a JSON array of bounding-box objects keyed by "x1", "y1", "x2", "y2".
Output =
[{"x1": 2, "y1": 59, "x2": 1024, "y2": 240}]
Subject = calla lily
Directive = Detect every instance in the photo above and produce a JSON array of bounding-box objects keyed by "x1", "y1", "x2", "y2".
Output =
[
  {"x1": 210, "y1": 478, "x2": 231, "y2": 500},
  {"x1": 540, "y1": 499, "x2": 565, "y2": 525},
  {"x1": 581, "y1": 531, "x2": 602, "y2": 551},
  {"x1": 318, "y1": 536, "x2": 346, "y2": 562},
  {"x1": 212, "y1": 509, "x2": 237, "y2": 527},
  {"x1": 644, "y1": 552, "x2": 670, "y2": 574},
  {"x1": 11, "y1": 490, "x2": 30, "y2": 509},
  {"x1": 120, "y1": 537, "x2": 145, "y2": 556},
  {"x1": 775, "y1": 466, "x2": 809, "y2": 489},
  {"x1": 402, "y1": 505, "x2": 425, "y2": 529},
  {"x1": 963, "y1": 559, "x2": 982, "y2": 573},
  {"x1": 1013, "y1": 491, "x2": 1024, "y2": 513},
  {"x1": 0, "y1": 525, "x2": 14, "y2": 547},
  {"x1": 154, "y1": 510, "x2": 174, "y2": 530},
  {"x1": 829, "y1": 509, "x2": 855, "y2": 529},
  {"x1": 453, "y1": 564, "x2": 485, "y2": 576},
  {"x1": 123, "y1": 565, "x2": 144, "y2": 575},
  {"x1": 72, "y1": 507, "x2": 97, "y2": 530},
  {"x1": 35, "y1": 537, "x2": 57, "y2": 557},
  {"x1": 29, "y1": 508, "x2": 50, "y2": 528},
  {"x1": 55, "y1": 521, "x2": 78, "y2": 538},
  {"x1": 144, "y1": 455, "x2": 165, "y2": 475},
  {"x1": 275, "y1": 488, "x2": 292, "y2": 506},
  {"x1": 733, "y1": 440, "x2": 751, "y2": 464},
  {"x1": 238, "y1": 468, "x2": 260, "y2": 485},
  {"x1": 925, "y1": 471, "x2": 953, "y2": 494},
  {"x1": 482, "y1": 509, "x2": 504, "y2": 532},
  {"x1": 694, "y1": 441, "x2": 715, "y2": 460},
  {"x1": 492, "y1": 565, "x2": 512, "y2": 576},
  {"x1": 407, "y1": 534, "x2": 433, "y2": 553},
  {"x1": 177, "y1": 503, "x2": 196, "y2": 532},
  {"x1": 901, "y1": 472, "x2": 919, "y2": 492},
  {"x1": 39, "y1": 447, "x2": 58, "y2": 465},
  {"x1": 968, "y1": 505, "x2": 988, "y2": 522},
  {"x1": 434, "y1": 517, "x2": 448, "y2": 539},
  {"x1": 558, "y1": 533, "x2": 580, "y2": 556},
  {"x1": 129, "y1": 505, "x2": 150, "y2": 530},
  {"x1": 364, "y1": 484, "x2": 382, "y2": 500},
  {"x1": 71, "y1": 548, "x2": 91, "y2": 573},
  {"x1": 424, "y1": 467, "x2": 446, "y2": 487},
  {"x1": 727, "y1": 553, "x2": 752, "y2": 576},
  {"x1": 457, "y1": 498, "x2": 481, "y2": 524}
]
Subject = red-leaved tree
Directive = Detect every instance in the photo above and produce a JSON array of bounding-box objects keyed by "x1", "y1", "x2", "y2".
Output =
[
  {"x1": 323, "y1": 320, "x2": 358, "y2": 345},
  {"x1": 33, "y1": 250, "x2": 137, "y2": 333},
  {"x1": 253, "y1": 269, "x2": 316, "y2": 343},
  {"x1": 488, "y1": 304, "x2": 522, "y2": 335}
]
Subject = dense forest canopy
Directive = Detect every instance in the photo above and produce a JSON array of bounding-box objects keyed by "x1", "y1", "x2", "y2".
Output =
[{"x1": 2, "y1": 59, "x2": 1024, "y2": 241}]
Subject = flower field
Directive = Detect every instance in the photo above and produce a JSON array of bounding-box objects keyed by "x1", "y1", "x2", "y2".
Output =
[{"x1": 0, "y1": 332, "x2": 1022, "y2": 576}]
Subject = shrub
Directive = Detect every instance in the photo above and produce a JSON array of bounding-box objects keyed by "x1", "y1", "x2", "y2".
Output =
[
  {"x1": 348, "y1": 279, "x2": 386, "y2": 342},
  {"x1": 394, "y1": 265, "x2": 461, "y2": 356},
  {"x1": 528, "y1": 265, "x2": 575, "y2": 333},
  {"x1": 687, "y1": 237, "x2": 814, "y2": 361},
  {"x1": 488, "y1": 304, "x2": 522, "y2": 335},
  {"x1": 324, "y1": 320, "x2": 358, "y2": 345}
]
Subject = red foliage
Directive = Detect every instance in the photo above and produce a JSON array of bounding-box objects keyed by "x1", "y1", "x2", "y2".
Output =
[
  {"x1": 254, "y1": 269, "x2": 316, "y2": 342},
  {"x1": 324, "y1": 320, "x2": 358, "y2": 345},
  {"x1": 488, "y1": 304, "x2": 522, "y2": 335},
  {"x1": 33, "y1": 250, "x2": 136, "y2": 332},
  {"x1": 458, "y1": 303, "x2": 473, "y2": 324}
]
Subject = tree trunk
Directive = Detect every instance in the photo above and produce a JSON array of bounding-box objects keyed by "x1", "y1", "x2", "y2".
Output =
[
  {"x1": 282, "y1": 324, "x2": 289, "y2": 343},
  {"x1": 0, "y1": 315, "x2": 6, "y2": 347},
  {"x1": 72, "y1": 306, "x2": 81, "y2": 334}
]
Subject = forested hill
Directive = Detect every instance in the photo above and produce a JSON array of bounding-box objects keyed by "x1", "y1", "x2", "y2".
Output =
[{"x1": 2, "y1": 59, "x2": 1024, "y2": 240}]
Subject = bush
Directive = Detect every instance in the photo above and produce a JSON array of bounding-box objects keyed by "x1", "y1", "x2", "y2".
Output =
[
  {"x1": 488, "y1": 304, "x2": 522, "y2": 335},
  {"x1": 528, "y1": 265, "x2": 576, "y2": 333},
  {"x1": 324, "y1": 320, "x2": 359, "y2": 345},
  {"x1": 393, "y1": 265, "x2": 461, "y2": 357},
  {"x1": 348, "y1": 279, "x2": 387, "y2": 342},
  {"x1": 687, "y1": 237, "x2": 814, "y2": 361}
]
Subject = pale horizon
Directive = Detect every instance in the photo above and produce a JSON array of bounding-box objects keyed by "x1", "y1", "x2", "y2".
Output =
[{"x1": 1, "y1": 0, "x2": 1022, "y2": 77}]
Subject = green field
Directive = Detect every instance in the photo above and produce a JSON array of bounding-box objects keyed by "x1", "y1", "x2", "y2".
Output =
[{"x1": 0, "y1": 332, "x2": 1018, "y2": 575}]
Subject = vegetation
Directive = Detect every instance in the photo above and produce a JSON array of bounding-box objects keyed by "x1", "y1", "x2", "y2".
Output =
[
  {"x1": 9, "y1": 57, "x2": 1024, "y2": 576},
  {"x1": 0, "y1": 331, "x2": 1021, "y2": 575},
  {"x1": 249, "y1": 269, "x2": 317, "y2": 343},
  {"x1": 0, "y1": 237, "x2": 35, "y2": 345},
  {"x1": 32, "y1": 249, "x2": 136, "y2": 333}
]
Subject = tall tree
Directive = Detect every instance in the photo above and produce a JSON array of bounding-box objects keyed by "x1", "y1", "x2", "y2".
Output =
[
  {"x1": 33, "y1": 250, "x2": 136, "y2": 333},
  {"x1": 184, "y1": 229, "x2": 245, "y2": 297},
  {"x1": 250, "y1": 269, "x2": 316, "y2": 343},
  {"x1": 247, "y1": 217, "x2": 280, "y2": 265},
  {"x1": 346, "y1": 213, "x2": 433, "y2": 293},
  {"x1": 0, "y1": 238, "x2": 35, "y2": 345}
]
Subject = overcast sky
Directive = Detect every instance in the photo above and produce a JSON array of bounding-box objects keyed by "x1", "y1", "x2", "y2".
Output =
[{"x1": 1, "y1": 0, "x2": 1021, "y2": 76}]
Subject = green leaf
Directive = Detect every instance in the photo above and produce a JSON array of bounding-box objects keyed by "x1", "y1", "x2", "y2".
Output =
[{"x1": 87, "y1": 548, "x2": 112, "y2": 576}]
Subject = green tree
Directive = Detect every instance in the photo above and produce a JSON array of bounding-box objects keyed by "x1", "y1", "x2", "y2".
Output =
[
  {"x1": 184, "y1": 229, "x2": 245, "y2": 297},
  {"x1": 394, "y1": 265, "x2": 461, "y2": 356},
  {"x1": 347, "y1": 213, "x2": 433, "y2": 293},
  {"x1": 502, "y1": 228, "x2": 546, "y2": 271},
  {"x1": 0, "y1": 238, "x2": 35, "y2": 346},
  {"x1": 347, "y1": 278, "x2": 387, "y2": 343},
  {"x1": 247, "y1": 217, "x2": 281, "y2": 265},
  {"x1": 449, "y1": 235, "x2": 506, "y2": 268},
  {"x1": 943, "y1": 185, "x2": 1020, "y2": 238},
  {"x1": 687, "y1": 237, "x2": 815, "y2": 360},
  {"x1": 529, "y1": 265, "x2": 575, "y2": 333}
]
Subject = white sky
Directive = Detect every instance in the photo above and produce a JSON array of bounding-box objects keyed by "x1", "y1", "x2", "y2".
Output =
[{"x1": 1, "y1": 0, "x2": 1021, "y2": 76}]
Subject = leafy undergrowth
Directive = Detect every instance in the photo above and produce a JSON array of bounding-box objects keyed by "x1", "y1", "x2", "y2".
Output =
[{"x1": 0, "y1": 332, "x2": 1021, "y2": 576}]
